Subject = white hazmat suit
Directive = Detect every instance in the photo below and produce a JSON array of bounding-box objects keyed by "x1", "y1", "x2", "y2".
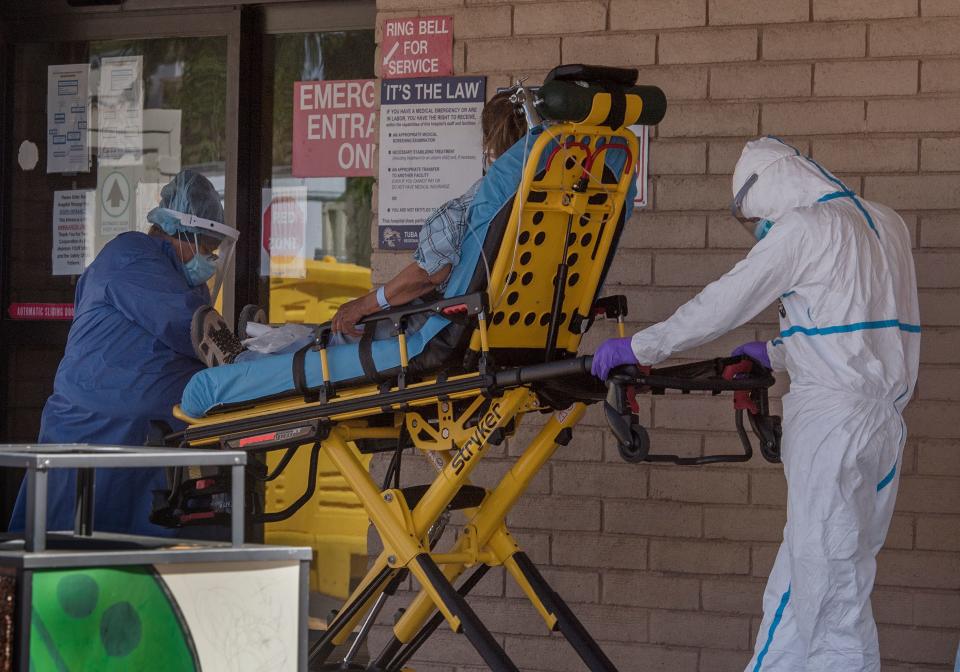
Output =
[{"x1": 629, "y1": 137, "x2": 920, "y2": 670}]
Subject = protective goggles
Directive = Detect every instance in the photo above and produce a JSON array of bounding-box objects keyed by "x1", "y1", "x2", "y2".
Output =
[
  {"x1": 730, "y1": 173, "x2": 759, "y2": 221},
  {"x1": 159, "y1": 208, "x2": 238, "y2": 303}
]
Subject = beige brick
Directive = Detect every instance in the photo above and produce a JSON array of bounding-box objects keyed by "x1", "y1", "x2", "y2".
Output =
[
  {"x1": 620, "y1": 213, "x2": 707, "y2": 249},
  {"x1": 649, "y1": 610, "x2": 751, "y2": 649},
  {"x1": 553, "y1": 462, "x2": 648, "y2": 499},
  {"x1": 763, "y1": 100, "x2": 865, "y2": 135},
  {"x1": 468, "y1": 596, "x2": 549, "y2": 637},
  {"x1": 615, "y1": 287, "x2": 700, "y2": 322},
  {"x1": 918, "y1": 367, "x2": 960, "y2": 401},
  {"x1": 874, "y1": 18, "x2": 960, "y2": 57},
  {"x1": 921, "y1": 59, "x2": 960, "y2": 92},
  {"x1": 704, "y1": 505, "x2": 786, "y2": 542},
  {"x1": 655, "y1": 252, "x2": 749, "y2": 286},
  {"x1": 603, "y1": 570, "x2": 701, "y2": 609},
  {"x1": 871, "y1": 587, "x2": 915, "y2": 626},
  {"x1": 659, "y1": 28, "x2": 758, "y2": 65},
  {"x1": 751, "y1": 470, "x2": 786, "y2": 505},
  {"x1": 651, "y1": 539, "x2": 750, "y2": 574},
  {"x1": 551, "y1": 532, "x2": 648, "y2": 570},
  {"x1": 507, "y1": 495, "x2": 601, "y2": 530},
  {"x1": 471, "y1": 458, "x2": 550, "y2": 494},
  {"x1": 654, "y1": 394, "x2": 749, "y2": 434},
  {"x1": 659, "y1": 102, "x2": 759, "y2": 138},
  {"x1": 562, "y1": 33, "x2": 657, "y2": 67},
  {"x1": 604, "y1": 499, "x2": 704, "y2": 537},
  {"x1": 814, "y1": 0, "x2": 917, "y2": 20},
  {"x1": 869, "y1": 98, "x2": 960, "y2": 132},
  {"x1": 751, "y1": 543, "x2": 780, "y2": 577},
  {"x1": 921, "y1": 291, "x2": 960, "y2": 327},
  {"x1": 609, "y1": 0, "x2": 706, "y2": 30},
  {"x1": 814, "y1": 60, "x2": 918, "y2": 97},
  {"x1": 864, "y1": 175, "x2": 960, "y2": 210},
  {"x1": 449, "y1": 5, "x2": 511, "y2": 39},
  {"x1": 917, "y1": 439, "x2": 960, "y2": 476},
  {"x1": 899, "y1": 476, "x2": 960, "y2": 513},
  {"x1": 649, "y1": 140, "x2": 707, "y2": 175},
  {"x1": 514, "y1": 1, "x2": 606, "y2": 35},
  {"x1": 878, "y1": 625, "x2": 959, "y2": 666},
  {"x1": 512, "y1": 530, "x2": 551, "y2": 565},
  {"x1": 922, "y1": 0, "x2": 960, "y2": 15},
  {"x1": 921, "y1": 137, "x2": 960, "y2": 171},
  {"x1": 699, "y1": 648, "x2": 753, "y2": 672},
  {"x1": 914, "y1": 251, "x2": 960, "y2": 287},
  {"x1": 506, "y1": 566, "x2": 600, "y2": 602},
  {"x1": 604, "y1": 250, "x2": 653, "y2": 286},
  {"x1": 650, "y1": 466, "x2": 749, "y2": 503},
  {"x1": 656, "y1": 175, "x2": 736, "y2": 211},
  {"x1": 711, "y1": 63, "x2": 811, "y2": 99},
  {"x1": 920, "y1": 214, "x2": 960, "y2": 247},
  {"x1": 634, "y1": 65, "x2": 709, "y2": 100},
  {"x1": 876, "y1": 549, "x2": 960, "y2": 589},
  {"x1": 510, "y1": 424, "x2": 605, "y2": 461},
  {"x1": 605, "y1": 430, "x2": 704, "y2": 463},
  {"x1": 884, "y1": 514, "x2": 915, "y2": 551},
  {"x1": 762, "y1": 22, "x2": 866, "y2": 60},
  {"x1": 915, "y1": 515, "x2": 960, "y2": 551},
  {"x1": 604, "y1": 642, "x2": 701, "y2": 672},
  {"x1": 466, "y1": 37, "x2": 560, "y2": 72},
  {"x1": 701, "y1": 577, "x2": 766, "y2": 614},
  {"x1": 810, "y1": 137, "x2": 918, "y2": 173},
  {"x1": 377, "y1": 0, "x2": 463, "y2": 9},
  {"x1": 574, "y1": 603, "x2": 651, "y2": 643},
  {"x1": 913, "y1": 591, "x2": 960, "y2": 628},
  {"x1": 708, "y1": 139, "x2": 750, "y2": 175},
  {"x1": 919, "y1": 328, "x2": 960, "y2": 365},
  {"x1": 710, "y1": 0, "x2": 808, "y2": 25}
]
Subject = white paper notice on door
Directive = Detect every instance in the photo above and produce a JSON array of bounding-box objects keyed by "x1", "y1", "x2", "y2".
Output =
[
  {"x1": 52, "y1": 190, "x2": 95, "y2": 275},
  {"x1": 97, "y1": 55, "x2": 143, "y2": 166},
  {"x1": 47, "y1": 64, "x2": 90, "y2": 174}
]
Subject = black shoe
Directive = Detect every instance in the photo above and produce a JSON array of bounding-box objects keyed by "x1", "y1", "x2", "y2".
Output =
[
  {"x1": 191, "y1": 305, "x2": 244, "y2": 367},
  {"x1": 237, "y1": 303, "x2": 267, "y2": 340}
]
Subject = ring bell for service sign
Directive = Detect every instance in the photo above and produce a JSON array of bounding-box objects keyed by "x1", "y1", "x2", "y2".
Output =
[
  {"x1": 382, "y1": 16, "x2": 453, "y2": 79},
  {"x1": 293, "y1": 79, "x2": 376, "y2": 177}
]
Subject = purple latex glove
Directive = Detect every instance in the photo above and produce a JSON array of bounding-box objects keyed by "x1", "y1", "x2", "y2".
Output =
[
  {"x1": 592, "y1": 337, "x2": 639, "y2": 379},
  {"x1": 732, "y1": 340, "x2": 771, "y2": 369}
]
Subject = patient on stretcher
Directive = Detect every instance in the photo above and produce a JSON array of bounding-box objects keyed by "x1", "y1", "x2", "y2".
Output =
[
  {"x1": 180, "y1": 84, "x2": 639, "y2": 418},
  {"x1": 190, "y1": 92, "x2": 528, "y2": 368}
]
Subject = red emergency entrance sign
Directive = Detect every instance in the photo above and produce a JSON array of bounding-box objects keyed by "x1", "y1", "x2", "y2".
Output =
[
  {"x1": 8, "y1": 303, "x2": 74, "y2": 320},
  {"x1": 292, "y1": 79, "x2": 376, "y2": 177},
  {"x1": 381, "y1": 16, "x2": 453, "y2": 79}
]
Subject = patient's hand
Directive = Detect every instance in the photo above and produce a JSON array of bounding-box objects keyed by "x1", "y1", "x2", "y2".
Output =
[{"x1": 332, "y1": 295, "x2": 373, "y2": 337}]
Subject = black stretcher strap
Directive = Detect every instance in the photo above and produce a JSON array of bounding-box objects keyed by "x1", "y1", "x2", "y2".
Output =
[
  {"x1": 292, "y1": 342, "x2": 313, "y2": 396},
  {"x1": 600, "y1": 83, "x2": 626, "y2": 131},
  {"x1": 358, "y1": 327, "x2": 378, "y2": 379}
]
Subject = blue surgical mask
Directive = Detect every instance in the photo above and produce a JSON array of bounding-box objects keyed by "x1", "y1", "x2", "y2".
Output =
[
  {"x1": 754, "y1": 219, "x2": 775, "y2": 241},
  {"x1": 182, "y1": 253, "x2": 216, "y2": 287}
]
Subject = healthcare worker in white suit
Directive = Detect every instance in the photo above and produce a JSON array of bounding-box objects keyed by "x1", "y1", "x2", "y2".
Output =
[{"x1": 592, "y1": 136, "x2": 920, "y2": 670}]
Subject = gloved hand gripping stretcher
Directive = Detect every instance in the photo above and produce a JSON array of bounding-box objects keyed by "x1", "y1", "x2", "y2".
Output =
[{"x1": 154, "y1": 65, "x2": 780, "y2": 672}]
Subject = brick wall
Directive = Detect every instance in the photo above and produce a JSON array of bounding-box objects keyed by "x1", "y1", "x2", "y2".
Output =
[{"x1": 369, "y1": 1, "x2": 960, "y2": 669}]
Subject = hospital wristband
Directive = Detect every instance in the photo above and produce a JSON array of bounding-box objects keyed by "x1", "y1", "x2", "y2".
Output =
[{"x1": 376, "y1": 285, "x2": 391, "y2": 310}]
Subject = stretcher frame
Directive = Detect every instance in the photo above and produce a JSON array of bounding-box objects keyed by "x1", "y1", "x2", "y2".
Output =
[{"x1": 163, "y1": 68, "x2": 779, "y2": 672}]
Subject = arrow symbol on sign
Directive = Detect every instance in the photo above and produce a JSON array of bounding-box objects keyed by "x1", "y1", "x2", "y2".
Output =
[
  {"x1": 382, "y1": 42, "x2": 400, "y2": 65},
  {"x1": 107, "y1": 179, "x2": 124, "y2": 208}
]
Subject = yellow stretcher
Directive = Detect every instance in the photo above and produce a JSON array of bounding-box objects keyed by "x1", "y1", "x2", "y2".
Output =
[{"x1": 158, "y1": 65, "x2": 780, "y2": 672}]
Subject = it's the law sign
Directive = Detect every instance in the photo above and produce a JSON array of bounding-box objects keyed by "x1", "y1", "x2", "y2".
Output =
[
  {"x1": 381, "y1": 16, "x2": 453, "y2": 79},
  {"x1": 292, "y1": 79, "x2": 376, "y2": 177}
]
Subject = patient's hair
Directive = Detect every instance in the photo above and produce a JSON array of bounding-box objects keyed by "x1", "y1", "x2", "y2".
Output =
[{"x1": 482, "y1": 91, "x2": 527, "y2": 160}]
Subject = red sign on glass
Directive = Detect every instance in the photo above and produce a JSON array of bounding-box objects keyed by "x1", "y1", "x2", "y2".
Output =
[
  {"x1": 8, "y1": 303, "x2": 74, "y2": 320},
  {"x1": 292, "y1": 79, "x2": 376, "y2": 178},
  {"x1": 381, "y1": 16, "x2": 453, "y2": 79}
]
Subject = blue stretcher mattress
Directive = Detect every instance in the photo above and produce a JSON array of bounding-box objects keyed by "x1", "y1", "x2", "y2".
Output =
[{"x1": 181, "y1": 130, "x2": 635, "y2": 417}]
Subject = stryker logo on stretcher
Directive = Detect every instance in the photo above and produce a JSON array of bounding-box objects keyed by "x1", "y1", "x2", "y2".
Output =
[{"x1": 451, "y1": 402, "x2": 503, "y2": 475}]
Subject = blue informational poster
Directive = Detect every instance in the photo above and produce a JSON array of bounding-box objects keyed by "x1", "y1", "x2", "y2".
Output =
[{"x1": 378, "y1": 75, "x2": 486, "y2": 250}]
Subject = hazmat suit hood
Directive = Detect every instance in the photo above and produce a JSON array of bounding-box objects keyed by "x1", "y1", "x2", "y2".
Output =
[{"x1": 732, "y1": 137, "x2": 841, "y2": 221}]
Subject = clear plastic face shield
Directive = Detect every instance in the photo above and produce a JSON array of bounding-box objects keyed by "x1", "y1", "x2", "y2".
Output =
[
  {"x1": 159, "y1": 208, "x2": 238, "y2": 302},
  {"x1": 731, "y1": 172, "x2": 759, "y2": 235}
]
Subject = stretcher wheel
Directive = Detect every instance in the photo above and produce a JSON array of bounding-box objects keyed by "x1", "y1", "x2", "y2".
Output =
[{"x1": 618, "y1": 424, "x2": 650, "y2": 463}]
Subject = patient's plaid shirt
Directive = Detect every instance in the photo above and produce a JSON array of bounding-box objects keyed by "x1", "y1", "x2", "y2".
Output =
[{"x1": 412, "y1": 179, "x2": 482, "y2": 292}]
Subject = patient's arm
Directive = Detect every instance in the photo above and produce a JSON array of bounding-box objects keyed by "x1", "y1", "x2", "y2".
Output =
[{"x1": 331, "y1": 262, "x2": 451, "y2": 336}]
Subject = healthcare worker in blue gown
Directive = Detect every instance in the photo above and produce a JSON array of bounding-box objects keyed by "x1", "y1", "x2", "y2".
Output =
[{"x1": 9, "y1": 169, "x2": 238, "y2": 537}]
